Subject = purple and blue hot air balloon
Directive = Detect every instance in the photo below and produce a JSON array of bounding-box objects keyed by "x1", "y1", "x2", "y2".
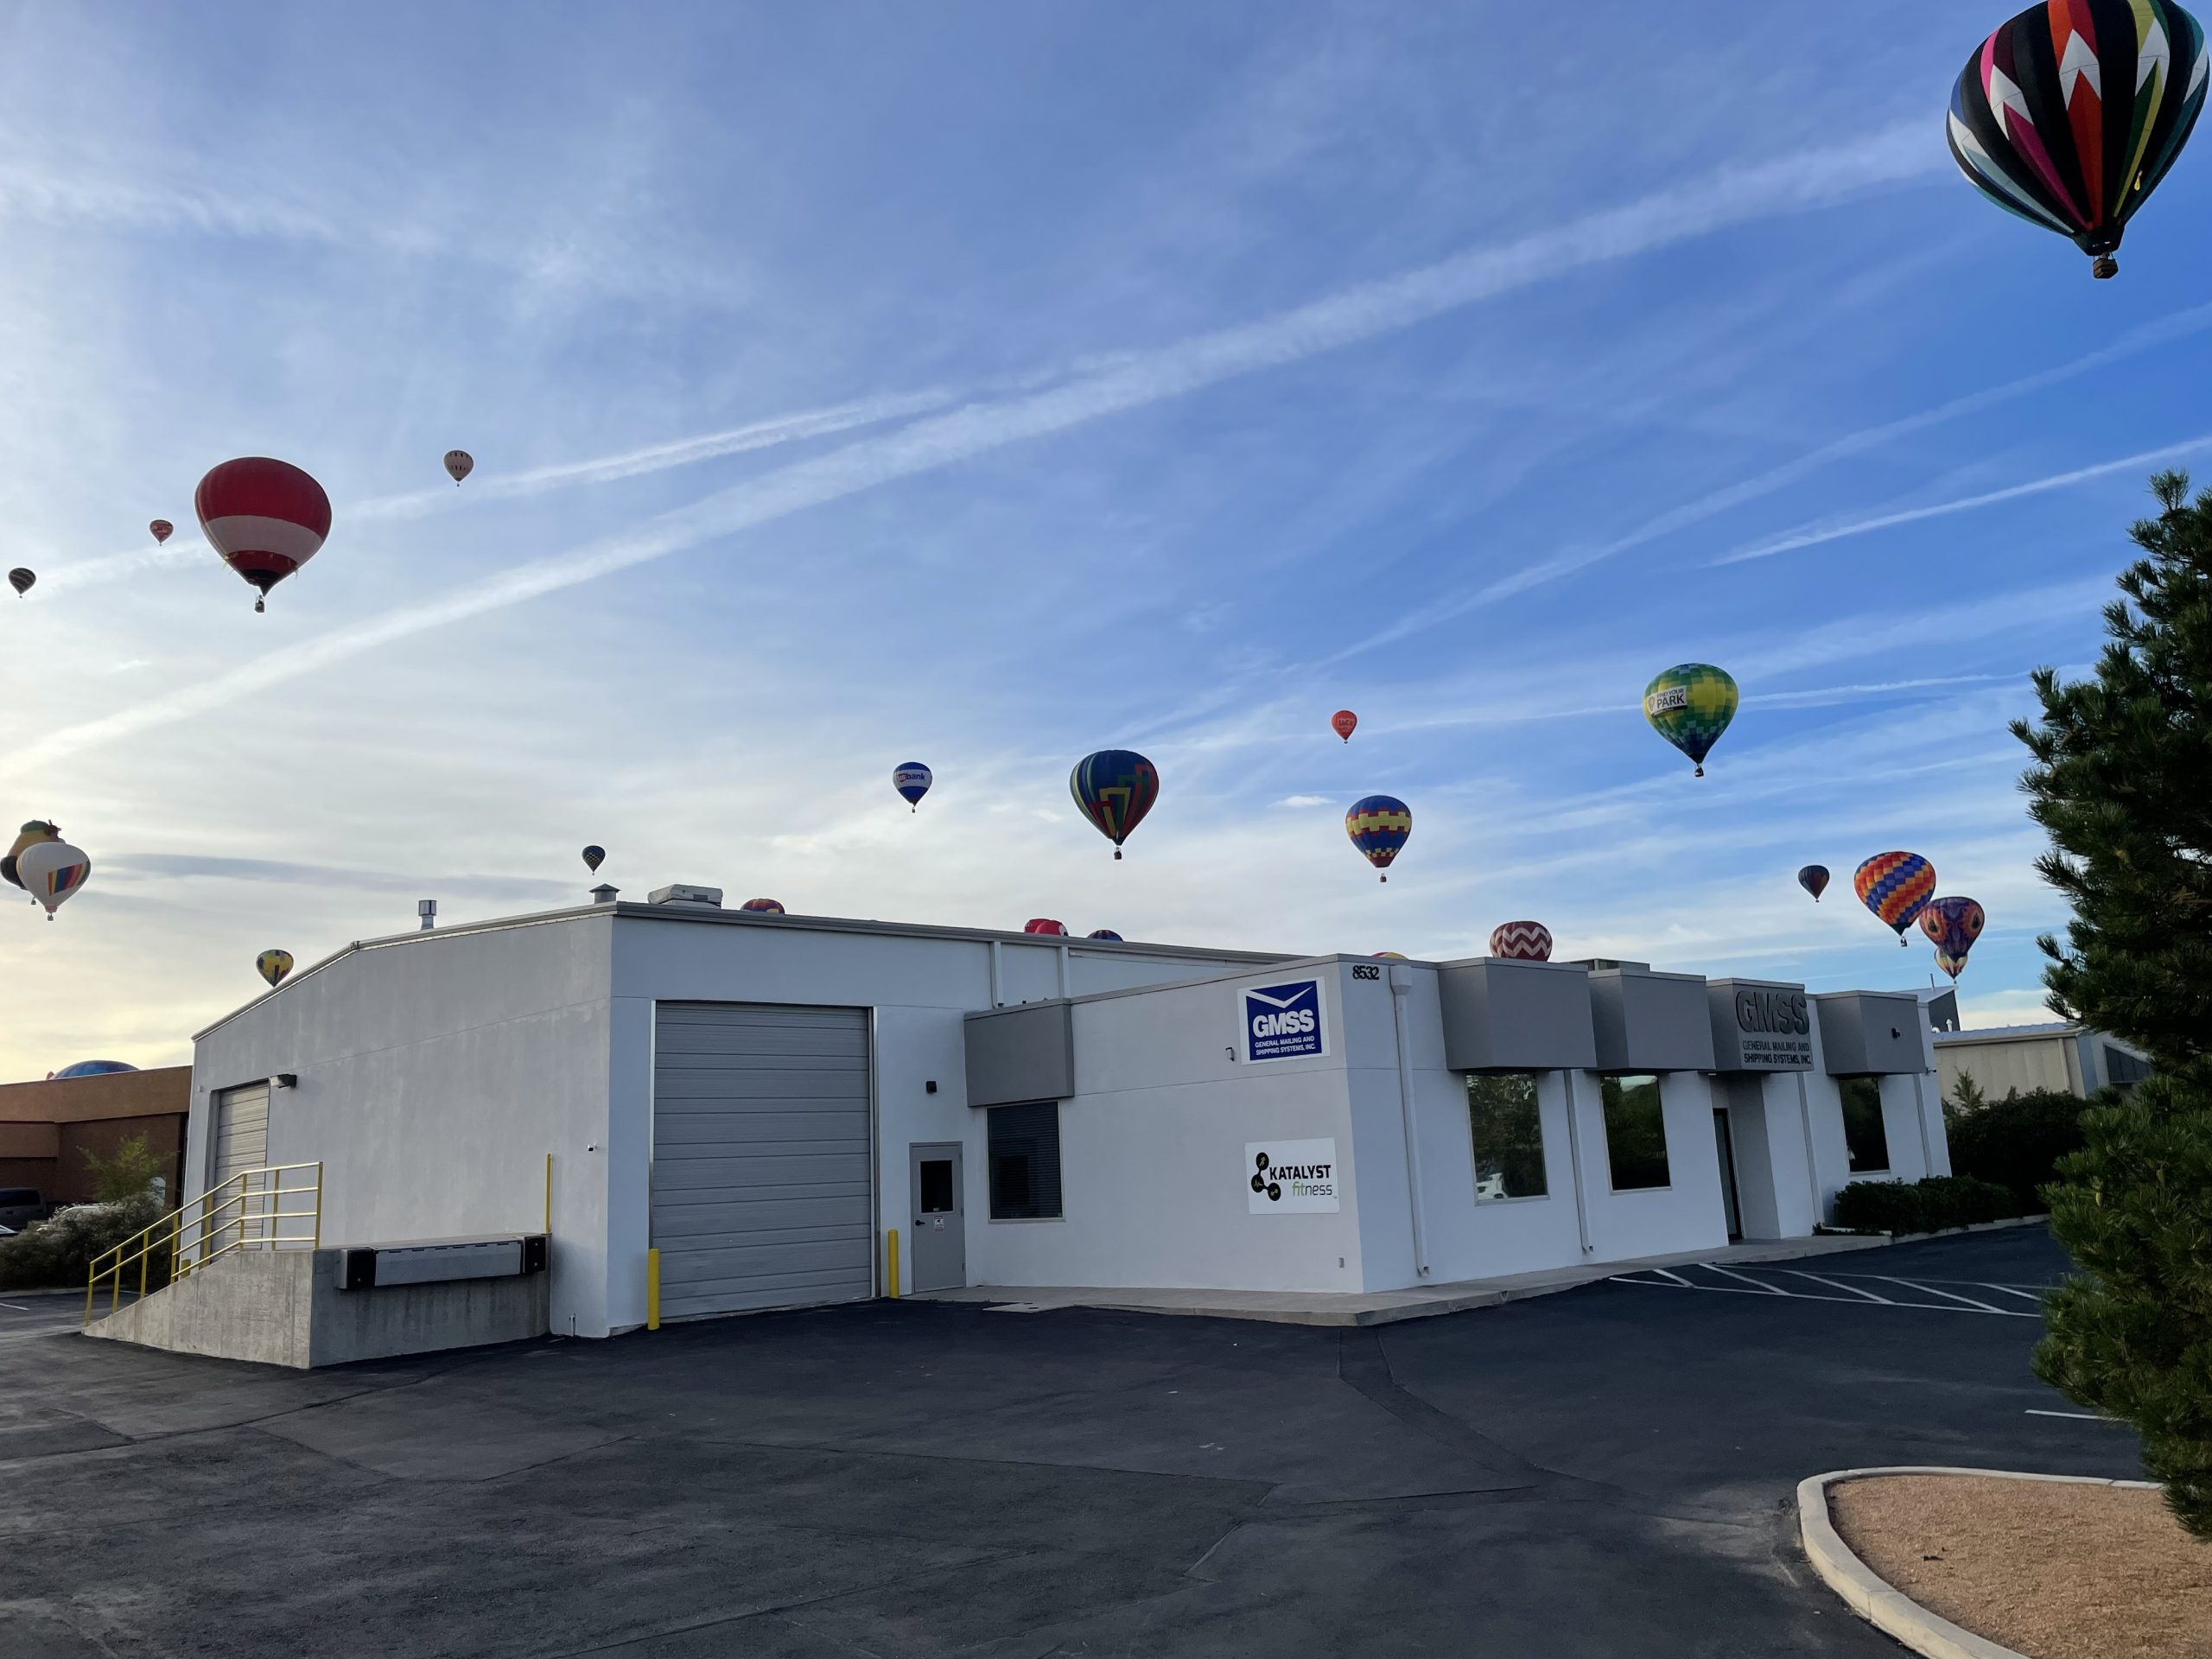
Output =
[
  {"x1": 1085, "y1": 929, "x2": 1122, "y2": 942},
  {"x1": 1345, "y1": 795, "x2": 1411, "y2": 883},
  {"x1": 1070, "y1": 750, "x2": 1159, "y2": 861},
  {"x1": 893, "y1": 762, "x2": 932, "y2": 813},
  {"x1": 1919, "y1": 895, "x2": 1986, "y2": 980}
]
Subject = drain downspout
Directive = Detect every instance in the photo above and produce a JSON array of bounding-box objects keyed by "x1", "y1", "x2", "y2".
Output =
[
  {"x1": 1560, "y1": 1070, "x2": 1593, "y2": 1255},
  {"x1": 1795, "y1": 1071, "x2": 1822, "y2": 1227},
  {"x1": 1387, "y1": 966, "x2": 1431, "y2": 1278},
  {"x1": 1910, "y1": 1072, "x2": 1935, "y2": 1176}
]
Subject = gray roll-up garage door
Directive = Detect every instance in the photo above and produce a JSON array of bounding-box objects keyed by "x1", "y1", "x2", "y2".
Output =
[
  {"x1": 211, "y1": 1084, "x2": 270, "y2": 1187},
  {"x1": 652, "y1": 1003, "x2": 873, "y2": 1319}
]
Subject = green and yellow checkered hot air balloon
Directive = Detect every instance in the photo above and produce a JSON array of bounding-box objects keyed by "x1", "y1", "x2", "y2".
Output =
[{"x1": 1643, "y1": 664, "x2": 1738, "y2": 778}]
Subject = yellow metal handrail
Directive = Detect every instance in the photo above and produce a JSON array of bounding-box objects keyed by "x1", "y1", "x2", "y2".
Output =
[{"x1": 85, "y1": 1161, "x2": 322, "y2": 1325}]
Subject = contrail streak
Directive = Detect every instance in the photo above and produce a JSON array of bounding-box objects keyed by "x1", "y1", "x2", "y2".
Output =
[{"x1": 9, "y1": 122, "x2": 1944, "y2": 775}]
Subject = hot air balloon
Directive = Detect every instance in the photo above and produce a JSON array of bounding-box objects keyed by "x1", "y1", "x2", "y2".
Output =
[
  {"x1": 1023, "y1": 918, "x2": 1068, "y2": 936},
  {"x1": 1643, "y1": 664, "x2": 1738, "y2": 777},
  {"x1": 1331, "y1": 709, "x2": 1358, "y2": 743},
  {"x1": 1070, "y1": 750, "x2": 1159, "y2": 861},
  {"x1": 893, "y1": 762, "x2": 932, "y2": 812},
  {"x1": 1374, "y1": 950, "x2": 1408, "y2": 959},
  {"x1": 1798, "y1": 865, "x2": 1831, "y2": 902},
  {"x1": 1919, "y1": 896, "x2": 1987, "y2": 979},
  {"x1": 1085, "y1": 929, "x2": 1122, "y2": 942},
  {"x1": 740, "y1": 898, "x2": 786, "y2": 914},
  {"x1": 1345, "y1": 795, "x2": 1410, "y2": 882},
  {"x1": 443, "y1": 450, "x2": 474, "y2": 486},
  {"x1": 257, "y1": 950, "x2": 295, "y2": 988},
  {"x1": 3, "y1": 820, "x2": 60, "y2": 889},
  {"x1": 582, "y1": 845, "x2": 606, "y2": 874},
  {"x1": 1854, "y1": 852, "x2": 1937, "y2": 945},
  {"x1": 1948, "y1": 2, "x2": 2208, "y2": 280},
  {"x1": 195, "y1": 457, "x2": 331, "y2": 613},
  {"x1": 149, "y1": 519, "x2": 173, "y2": 545},
  {"x1": 16, "y1": 839, "x2": 88, "y2": 919},
  {"x1": 1489, "y1": 921, "x2": 1554, "y2": 961},
  {"x1": 8, "y1": 568, "x2": 32, "y2": 598}
]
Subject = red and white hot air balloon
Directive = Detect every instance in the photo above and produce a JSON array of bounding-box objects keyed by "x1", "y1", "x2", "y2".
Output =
[
  {"x1": 1489, "y1": 921, "x2": 1553, "y2": 961},
  {"x1": 443, "y1": 450, "x2": 474, "y2": 486},
  {"x1": 148, "y1": 519, "x2": 173, "y2": 545},
  {"x1": 1331, "y1": 709, "x2": 1357, "y2": 742},
  {"x1": 194, "y1": 458, "x2": 332, "y2": 613}
]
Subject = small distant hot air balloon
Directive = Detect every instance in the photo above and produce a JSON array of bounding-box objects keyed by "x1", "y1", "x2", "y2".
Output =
[
  {"x1": 1643, "y1": 664, "x2": 1738, "y2": 777},
  {"x1": 582, "y1": 845, "x2": 606, "y2": 874},
  {"x1": 893, "y1": 762, "x2": 932, "y2": 812},
  {"x1": 1919, "y1": 896, "x2": 1987, "y2": 979},
  {"x1": 1086, "y1": 929, "x2": 1122, "y2": 942},
  {"x1": 1345, "y1": 795, "x2": 1410, "y2": 882},
  {"x1": 1331, "y1": 709, "x2": 1358, "y2": 743},
  {"x1": 443, "y1": 450, "x2": 474, "y2": 486},
  {"x1": 1374, "y1": 950, "x2": 1408, "y2": 959},
  {"x1": 1797, "y1": 865, "x2": 1831, "y2": 902},
  {"x1": 1024, "y1": 918, "x2": 1068, "y2": 936},
  {"x1": 1854, "y1": 851, "x2": 1937, "y2": 945},
  {"x1": 149, "y1": 519, "x2": 173, "y2": 545},
  {"x1": 1948, "y1": 1, "x2": 2208, "y2": 280},
  {"x1": 740, "y1": 898, "x2": 786, "y2": 914},
  {"x1": 257, "y1": 950, "x2": 295, "y2": 988},
  {"x1": 1070, "y1": 750, "x2": 1159, "y2": 861},
  {"x1": 16, "y1": 839, "x2": 89, "y2": 919},
  {"x1": 195, "y1": 457, "x2": 331, "y2": 613},
  {"x1": 8, "y1": 568, "x2": 32, "y2": 598},
  {"x1": 3, "y1": 820, "x2": 60, "y2": 889},
  {"x1": 1489, "y1": 921, "x2": 1553, "y2": 961}
]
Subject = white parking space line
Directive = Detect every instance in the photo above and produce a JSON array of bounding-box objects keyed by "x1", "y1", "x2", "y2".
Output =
[
  {"x1": 1702, "y1": 1264, "x2": 1787, "y2": 1294},
  {"x1": 2024, "y1": 1409, "x2": 2107, "y2": 1421},
  {"x1": 1605, "y1": 1262, "x2": 2047, "y2": 1317},
  {"x1": 1651, "y1": 1268, "x2": 1694, "y2": 1287},
  {"x1": 1871, "y1": 1277, "x2": 2031, "y2": 1316},
  {"x1": 1783, "y1": 1270, "x2": 1891, "y2": 1303},
  {"x1": 1980, "y1": 1284, "x2": 2048, "y2": 1302}
]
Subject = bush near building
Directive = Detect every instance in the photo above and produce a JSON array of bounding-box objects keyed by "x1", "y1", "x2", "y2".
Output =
[
  {"x1": 1832, "y1": 1175, "x2": 2021, "y2": 1236},
  {"x1": 0, "y1": 1193, "x2": 168, "y2": 1293},
  {"x1": 1943, "y1": 1085, "x2": 2086, "y2": 1211}
]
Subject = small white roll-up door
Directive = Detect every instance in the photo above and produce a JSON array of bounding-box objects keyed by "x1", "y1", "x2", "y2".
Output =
[
  {"x1": 211, "y1": 1084, "x2": 270, "y2": 1187},
  {"x1": 652, "y1": 1003, "x2": 873, "y2": 1319}
]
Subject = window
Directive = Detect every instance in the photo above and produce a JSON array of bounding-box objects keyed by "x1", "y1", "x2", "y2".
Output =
[
  {"x1": 918, "y1": 1159, "x2": 955, "y2": 1214},
  {"x1": 1839, "y1": 1077, "x2": 1890, "y2": 1173},
  {"x1": 1468, "y1": 1073, "x2": 1547, "y2": 1201},
  {"x1": 2103, "y1": 1046, "x2": 2151, "y2": 1088},
  {"x1": 1600, "y1": 1074, "x2": 1670, "y2": 1191},
  {"x1": 987, "y1": 1103, "x2": 1062, "y2": 1220}
]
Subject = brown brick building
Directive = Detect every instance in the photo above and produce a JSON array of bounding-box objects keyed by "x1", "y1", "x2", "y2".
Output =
[{"x1": 0, "y1": 1066, "x2": 191, "y2": 1208}]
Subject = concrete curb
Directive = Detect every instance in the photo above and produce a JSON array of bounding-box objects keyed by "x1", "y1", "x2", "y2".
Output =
[{"x1": 1796, "y1": 1466, "x2": 2161, "y2": 1659}]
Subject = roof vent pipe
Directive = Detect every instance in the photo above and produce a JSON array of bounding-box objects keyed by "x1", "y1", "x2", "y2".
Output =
[
  {"x1": 417, "y1": 899, "x2": 437, "y2": 931},
  {"x1": 591, "y1": 885, "x2": 619, "y2": 906}
]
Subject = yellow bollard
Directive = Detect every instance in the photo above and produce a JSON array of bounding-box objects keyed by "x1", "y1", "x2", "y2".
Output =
[
  {"x1": 645, "y1": 1247, "x2": 661, "y2": 1331},
  {"x1": 887, "y1": 1228, "x2": 900, "y2": 1299}
]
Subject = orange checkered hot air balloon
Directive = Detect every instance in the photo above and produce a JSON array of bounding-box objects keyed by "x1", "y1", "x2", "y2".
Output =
[{"x1": 1853, "y1": 852, "x2": 1936, "y2": 945}]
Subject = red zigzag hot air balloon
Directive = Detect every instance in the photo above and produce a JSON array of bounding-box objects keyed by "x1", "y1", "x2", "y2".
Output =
[
  {"x1": 1489, "y1": 921, "x2": 1553, "y2": 961},
  {"x1": 195, "y1": 458, "x2": 332, "y2": 613}
]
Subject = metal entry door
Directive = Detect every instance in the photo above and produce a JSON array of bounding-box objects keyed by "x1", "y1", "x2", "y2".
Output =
[
  {"x1": 652, "y1": 1003, "x2": 874, "y2": 1319},
  {"x1": 906, "y1": 1142, "x2": 964, "y2": 1293},
  {"x1": 1713, "y1": 1109, "x2": 1742, "y2": 1241}
]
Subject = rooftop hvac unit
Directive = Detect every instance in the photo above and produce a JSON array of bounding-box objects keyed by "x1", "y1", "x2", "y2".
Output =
[{"x1": 647, "y1": 884, "x2": 723, "y2": 909}]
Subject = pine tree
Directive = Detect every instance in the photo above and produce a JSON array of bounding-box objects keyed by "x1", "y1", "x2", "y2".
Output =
[{"x1": 2016, "y1": 470, "x2": 2212, "y2": 1538}]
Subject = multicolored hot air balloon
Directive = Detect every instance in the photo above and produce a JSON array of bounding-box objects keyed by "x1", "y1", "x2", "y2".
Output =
[
  {"x1": 1854, "y1": 851, "x2": 1937, "y2": 945},
  {"x1": 443, "y1": 450, "x2": 474, "y2": 485},
  {"x1": 257, "y1": 950, "x2": 295, "y2": 988},
  {"x1": 1919, "y1": 896, "x2": 1988, "y2": 979},
  {"x1": 1345, "y1": 794, "x2": 1410, "y2": 882},
  {"x1": 1331, "y1": 709, "x2": 1358, "y2": 743},
  {"x1": 740, "y1": 898, "x2": 786, "y2": 914},
  {"x1": 1643, "y1": 664, "x2": 1738, "y2": 777},
  {"x1": 1085, "y1": 929, "x2": 1122, "y2": 941},
  {"x1": 893, "y1": 762, "x2": 932, "y2": 812},
  {"x1": 1489, "y1": 920, "x2": 1553, "y2": 961},
  {"x1": 195, "y1": 457, "x2": 332, "y2": 613},
  {"x1": 1948, "y1": 1, "x2": 2208, "y2": 279},
  {"x1": 16, "y1": 839, "x2": 89, "y2": 919},
  {"x1": 3, "y1": 820, "x2": 60, "y2": 890},
  {"x1": 8, "y1": 568, "x2": 32, "y2": 598},
  {"x1": 582, "y1": 845, "x2": 606, "y2": 874},
  {"x1": 1070, "y1": 750, "x2": 1158, "y2": 860},
  {"x1": 1374, "y1": 950, "x2": 1408, "y2": 959},
  {"x1": 149, "y1": 519, "x2": 173, "y2": 545},
  {"x1": 1023, "y1": 918, "x2": 1067, "y2": 936},
  {"x1": 1798, "y1": 864, "x2": 1831, "y2": 902}
]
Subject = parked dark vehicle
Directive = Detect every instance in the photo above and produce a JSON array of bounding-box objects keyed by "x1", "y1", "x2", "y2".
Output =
[{"x1": 0, "y1": 1188, "x2": 47, "y2": 1230}]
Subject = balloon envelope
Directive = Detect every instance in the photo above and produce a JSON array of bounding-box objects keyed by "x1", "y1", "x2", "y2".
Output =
[
  {"x1": 7, "y1": 567, "x2": 32, "y2": 597},
  {"x1": 1934, "y1": 950, "x2": 1972, "y2": 981},
  {"x1": 1854, "y1": 851, "x2": 1937, "y2": 941},
  {"x1": 739, "y1": 898, "x2": 785, "y2": 914},
  {"x1": 443, "y1": 450, "x2": 474, "y2": 484},
  {"x1": 1919, "y1": 895, "x2": 1987, "y2": 963},
  {"x1": 16, "y1": 840, "x2": 89, "y2": 917},
  {"x1": 1023, "y1": 918, "x2": 1067, "y2": 936},
  {"x1": 1345, "y1": 794, "x2": 1411, "y2": 880},
  {"x1": 1489, "y1": 920, "x2": 1553, "y2": 961},
  {"x1": 1331, "y1": 709, "x2": 1357, "y2": 742},
  {"x1": 257, "y1": 950, "x2": 295, "y2": 988},
  {"x1": 582, "y1": 845, "x2": 606, "y2": 873},
  {"x1": 195, "y1": 457, "x2": 331, "y2": 612},
  {"x1": 1798, "y1": 864, "x2": 1831, "y2": 902},
  {"x1": 3, "y1": 820, "x2": 61, "y2": 890},
  {"x1": 1643, "y1": 664, "x2": 1738, "y2": 775},
  {"x1": 1948, "y1": 1, "x2": 2208, "y2": 277},
  {"x1": 1070, "y1": 750, "x2": 1159, "y2": 859},
  {"x1": 893, "y1": 762, "x2": 932, "y2": 809},
  {"x1": 149, "y1": 519, "x2": 173, "y2": 545},
  {"x1": 1085, "y1": 929, "x2": 1122, "y2": 941}
]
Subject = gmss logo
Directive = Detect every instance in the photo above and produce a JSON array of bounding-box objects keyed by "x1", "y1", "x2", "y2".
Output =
[{"x1": 1242, "y1": 978, "x2": 1326, "y2": 1062}]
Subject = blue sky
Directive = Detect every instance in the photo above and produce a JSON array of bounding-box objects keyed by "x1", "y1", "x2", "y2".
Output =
[{"x1": 0, "y1": 3, "x2": 2205, "y2": 1077}]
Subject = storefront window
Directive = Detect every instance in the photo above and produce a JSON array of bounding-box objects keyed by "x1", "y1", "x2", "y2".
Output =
[
  {"x1": 1468, "y1": 1072, "x2": 1547, "y2": 1201},
  {"x1": 987, "y1": 1102, "x2": 1063, "y2": 1219},
  {"x1": 1600, "y1": 1074, "x2": 1670, "y2": 1191},
  {"x1": 1839, "y1": 1077, "x2": 1890, "y2": 1173}
]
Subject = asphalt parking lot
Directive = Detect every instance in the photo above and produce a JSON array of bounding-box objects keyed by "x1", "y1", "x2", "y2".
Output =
[{"x1": 0, "y1": 1226, "x2": 2142, "y2": 1657}]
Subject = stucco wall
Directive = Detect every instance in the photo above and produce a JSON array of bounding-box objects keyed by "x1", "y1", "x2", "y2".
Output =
[{"x1": 1936, "y1": 1034, "x2": 2081, "y2": 1102}]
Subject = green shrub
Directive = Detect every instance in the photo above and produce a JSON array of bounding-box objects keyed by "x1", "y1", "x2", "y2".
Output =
[
  {"x1": 1945, "y1": 1088, "x2": 2085, "y2": 1210},
  {"x1": 0, "y1": 1195, "x2": 169, "y2": 1293},
  {"x1": 1832, "y1": 1174, "x2": 2024, "y2": 1236}
]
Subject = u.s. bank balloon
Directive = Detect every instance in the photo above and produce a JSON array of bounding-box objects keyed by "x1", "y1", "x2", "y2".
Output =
[
  {"x1": 195, "y1": 457, "x2": 332, "y2": 613},
  {"x1": 1070, "y1": 750, "x2": 1158, "y2": 860},
  {"x1": 1345, "y1": 794, "x2": 1411, "y2": 882},
  {"x1": 1798, "y1": 864, "x2": 1831, "y2": 902},
  {"x1": 16, "y1": 839, "x2": 89, "y2": 919},
  {"x1": 1024, "y1": 918, "x2": 1067, "y2": 936},
  {"x1": 1919, "y1": 896, "x2": 1987, "y2": 979},
  {"x1": 1948, "y1": 1, "x2": 2207, "y2": 279},
  {"x1": 1854, "y1": 851, "x2": 1937, "y2": 945},
  {"x1": 1643, "y1": 664, "x2": 1738, "y2": 776},
  {"x1": 257, "y1": 950, "x2": 294, "y2": 988},
  {"x1": 893, "y1": 762, "x2": 932, "y2": 812},
  {"x1": 2, "y1": 820, "x2": 60, "y2": 889}
]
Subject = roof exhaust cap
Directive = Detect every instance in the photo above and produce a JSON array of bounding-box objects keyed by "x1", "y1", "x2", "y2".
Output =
[{"x1": 647, "y1": 884, "x2": 723, "y2": 910}]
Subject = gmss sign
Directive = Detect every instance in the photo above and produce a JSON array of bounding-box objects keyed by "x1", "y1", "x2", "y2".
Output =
[{"x1": 1241, "y1": 978, "x2": 1327, "y2": 1063}]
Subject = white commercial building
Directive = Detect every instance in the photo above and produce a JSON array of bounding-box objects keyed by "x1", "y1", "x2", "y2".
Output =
[{"x1": 187, "y1": 893, "x2": 1950, "y2": 1339}]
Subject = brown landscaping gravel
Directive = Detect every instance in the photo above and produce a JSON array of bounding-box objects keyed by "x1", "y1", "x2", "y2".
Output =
[{"x1": 1829, "y1": 1473, "x2": 2212, "y2": 1659}]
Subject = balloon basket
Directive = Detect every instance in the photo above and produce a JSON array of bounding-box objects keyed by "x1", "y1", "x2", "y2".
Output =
[
  {"x1": 1113, "y1": 849, "x2": 1122, "y2": 861},
  {"x1": 254, "y1": 598, "x2": 265, "y2": 613},
  {"x1": 2093, "y1": 256, "x2": 2118, "y2": 280},
  {"x1": 1379, "y1": 874, "x2": 1388, "y2": 884},
  {"x1": 1693, "y1": 765, "x2": 1704, "y2": 778}
]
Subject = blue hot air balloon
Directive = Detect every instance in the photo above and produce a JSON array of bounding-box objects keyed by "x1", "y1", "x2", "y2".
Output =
[
  {"x1": 1086, "y1": 929, "x2": 1122, "y2": 942},
  {"x1": 893, "y1": 762, "x2": 932, "y2": 812},
  {"x1": 1070, "y1": 750, "x2": 1159, "y2": 861}
]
